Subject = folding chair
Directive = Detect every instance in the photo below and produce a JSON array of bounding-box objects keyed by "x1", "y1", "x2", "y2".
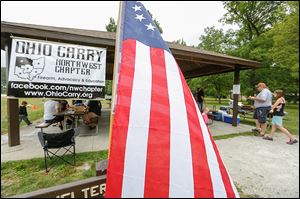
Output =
[{"x1": 38, "y1": 128, "x2": 80, "y2": 172}]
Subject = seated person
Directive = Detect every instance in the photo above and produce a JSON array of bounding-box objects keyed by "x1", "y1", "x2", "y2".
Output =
[
  {"x1": 83, "y1": 100, "x2": 102, "y2": 129},
  {"x1": 59, "y1": 99, "x2": 74, "y2": 125},
  {"x1": 86, "y1": 100, "x2": 102, "y2": 116},
  {"x1": 60, "y1": 99, "x2": 69, "y2": 111},
  {"x1": 44, "y1": 99, "x2": 64, "y2": 130},
  {"x1": 202, "y1": 107, "x2": 210, "y2": 125}
]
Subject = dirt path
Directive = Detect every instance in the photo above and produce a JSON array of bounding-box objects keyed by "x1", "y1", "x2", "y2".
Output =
[{"x1": 216, "y1": 133, "x2": 299, "y2": 198}]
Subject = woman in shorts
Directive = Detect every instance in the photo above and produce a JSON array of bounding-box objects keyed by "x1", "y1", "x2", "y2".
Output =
[{"x1": 263, "y1": 90, "x2": 297, "y2": 145}]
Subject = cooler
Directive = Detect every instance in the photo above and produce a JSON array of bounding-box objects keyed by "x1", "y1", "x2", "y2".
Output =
[
  {"x1": 223, "y1": 114, "x2": 240, "y2": 124},
  {"x1": 212, "y1": 111, "x2": 223, "y2": 121}
]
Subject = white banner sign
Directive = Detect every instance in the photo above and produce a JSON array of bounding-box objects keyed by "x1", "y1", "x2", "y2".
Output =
[
  {"x1": 233, "y1": 84, "x2": 240, "y2": 94},
  {"x1": 8, "y1": 38, "x2": 106, "y2": 99}
]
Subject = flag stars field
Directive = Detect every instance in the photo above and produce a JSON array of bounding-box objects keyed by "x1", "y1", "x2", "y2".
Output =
[
  {"x1": 145, "y1": 23, "x2": 155, "y2": 31},
  {"x1": 135, "y1": 14, "x2": 145, "y2": 22},
  {"x1": 132, "y1": 4, "x2": 142, "y2": 12}
]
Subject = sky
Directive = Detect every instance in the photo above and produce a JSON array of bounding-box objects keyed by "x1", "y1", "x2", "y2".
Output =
[{"x1": 1, "y1": 1, "x2": 234, "y2": 67}]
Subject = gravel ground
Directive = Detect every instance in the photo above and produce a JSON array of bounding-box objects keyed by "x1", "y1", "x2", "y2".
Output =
[{"x1": 216, "y1": 133, "x2": 299, "y2": 198}]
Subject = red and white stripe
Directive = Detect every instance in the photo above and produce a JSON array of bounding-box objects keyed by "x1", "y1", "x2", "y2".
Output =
[{"x1": 106, "y1": 40, "x2": 239, "y2": 198}]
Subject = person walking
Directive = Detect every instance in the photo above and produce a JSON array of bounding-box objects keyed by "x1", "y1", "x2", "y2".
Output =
[
  {"x1": 19, "y1": 101, "x2": 32, "y2": 125},
  {"x1": 196, "y1": 87, "x2": 205, "y2": 112},
  {"x1": 248, "y1": 82, "x2": 272, "y2": 136},
  {"x1": 263, "y1": 90, "x2": 298, "y2": 145}
]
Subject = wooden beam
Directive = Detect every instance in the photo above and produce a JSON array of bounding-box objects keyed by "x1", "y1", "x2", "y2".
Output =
[
  {"x1": 174, "y1": 55, "x2": 236, "y2": 68},
  {"x1": 5, "y1": 41, "x2": 21, "y2": 146},
  {"x1": 232, "y1": 65, "x2": 240, "y2": 127},
  {"x1": 183, "y1": 65, "x2": 233, "y2": 79},
  {"x1": 7, "y1": 97, "x2": 20, "y2": 146}
]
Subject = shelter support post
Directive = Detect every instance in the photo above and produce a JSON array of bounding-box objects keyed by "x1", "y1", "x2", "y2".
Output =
[
  {"x1": 5, "y1": 41, "x2": 20, "y2": 146},
  {"x1": 232, "y1": 65, "x2": 240, "y2": 127},
  {"x1": 7, "y1": 98, "x2": 20, "y2": 146}
]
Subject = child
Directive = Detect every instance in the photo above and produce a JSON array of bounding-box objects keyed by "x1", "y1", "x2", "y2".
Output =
[
  {"x1": 19, "y1": 101, "x2": 32, "y2": 125},
  {"x1": 263, "y1": 90, "x2": 298, "y2": 145},
  {"x1": 202, "y1": 107, "x2": 210, "y2": 125}
]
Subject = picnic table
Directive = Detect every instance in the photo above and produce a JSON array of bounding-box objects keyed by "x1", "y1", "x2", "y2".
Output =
[{"x1": 54, "y1": 108, "x2": 86, "y2": 130}]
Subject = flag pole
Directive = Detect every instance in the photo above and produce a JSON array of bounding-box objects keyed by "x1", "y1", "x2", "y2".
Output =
[{"x1": 107, "y1": 1, "x2": 125, "y2": 157}]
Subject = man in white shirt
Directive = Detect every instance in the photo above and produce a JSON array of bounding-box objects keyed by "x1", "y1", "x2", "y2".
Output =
[
  {"x1": 248, "y1": 82, "x2": 273, "y2": 136},
  {"x1": 44, "y1": 99, "x2": 64, "y2": 130}
]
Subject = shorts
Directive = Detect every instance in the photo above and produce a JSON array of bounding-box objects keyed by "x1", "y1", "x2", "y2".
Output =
[
  {"x1": 272, "y1": 116, "x2": 283, "y2": 126},
  {"x1": 253, "y1": 106, "x2": 271, "y2": 124}
]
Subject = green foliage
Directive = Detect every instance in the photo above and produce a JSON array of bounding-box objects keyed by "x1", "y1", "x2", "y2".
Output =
[
  {"x1": 105, "y1": 17, "x2": 117, "y2": 32},
  {"x1": 269, "y1": 1, "x2": 299, "y2": 79},
  {"x1": 221, "y1": 1, "x2": 285, "y2": 41},
  {"x1": 198, "y1": 26, "x2": 236, "y2": 54},
  {"x1": 172, "y1": 38, "x2": 187, "y2": 46},
  {"x1": 1, "y1": 67, "x2": 6, "y2": 94},
  {"x1": 105, "y1": 80, "x2": 112, "y2": 95},
  {"x1": 193, "y1": 1, "x2": 298, "y2": 102},
  {"x1": 195, "y1": 26, "x2": 234, "y2": 103},
  {"x1": 211, "y1": 1, "x2": 299, "y2": 99}
]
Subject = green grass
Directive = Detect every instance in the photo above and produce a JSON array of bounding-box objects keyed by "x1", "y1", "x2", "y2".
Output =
[
  {"x1": 1, "y1": 97, "x2": 111, "y2": 134},
  {"x1": 282, "y1": 104, "x2": 299, "y2": 134},
  {"x1": 1, "y1": 150, "x2": 108, "y2": 197},
  {"x1": 213, "y1": 132, "x2": 254, "y2": 140}
]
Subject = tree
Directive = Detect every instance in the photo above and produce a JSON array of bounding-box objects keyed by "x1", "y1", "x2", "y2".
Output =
[
  {"x1": 269, "y1": 1, "x2": 299, "y2": 79},
  {"x1": 172, "y1": 38, "x2": 187, "y2": 46},
  {"x1": 105, "y1": 17, "x2": 116, "y2": 96},
  {"x1": 219, "y1": 1, "x2": 299, "y2": 100},
  {"x1": 105, "y1": 80, "x2": 112, "y2": 96},
  {"x1": 1, "y1": 68, "x2": 6, "y2": 94},
  {"x1": 198, "y1": 26, "x2": 236, "y2": 54},
  {"x1": 196, "y1": 26, "x2": 234, "y2": 103},
  {"x1": 221, "y1": 1, "x2": 285, "y2": 42},
  {"x1": 105, "y1": 17, "x2": 117, "y2": 32},
  {"x1": 268, "y1": 1, "x2": 299, "y2": 100}
]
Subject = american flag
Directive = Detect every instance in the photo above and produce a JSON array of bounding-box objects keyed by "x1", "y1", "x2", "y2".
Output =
[{"x1": 106, "y1": 1, "x2": 239, "y2": 198}]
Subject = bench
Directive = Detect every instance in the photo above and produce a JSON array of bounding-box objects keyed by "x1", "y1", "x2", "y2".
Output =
[{"x1": 35, "y1": 122, "x2": 52, "y2": 133}]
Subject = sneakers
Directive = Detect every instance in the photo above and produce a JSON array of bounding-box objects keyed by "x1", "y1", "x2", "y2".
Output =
[
  {"x1": 27, "y1": 122, "x2": 33, "y2": 126},
  {"x1": 252, "y1": 129, "x2": 264, "y2": 137},
  {"x1": 263, "y1": 136, "x2": 273, "y2": 141},
  {"x1": 286, "y1": 139, "x2": 298, "y2": 145}
]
